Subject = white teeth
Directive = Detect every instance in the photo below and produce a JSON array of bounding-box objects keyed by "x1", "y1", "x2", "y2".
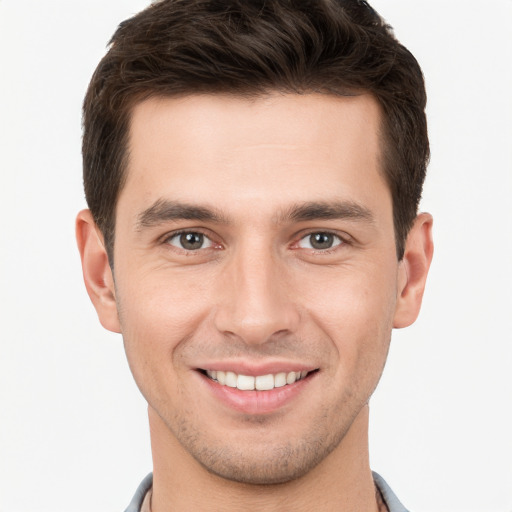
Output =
[
  {"x1": 225, "y1": 371, "x2": 237, "y2": 388},
  {"x1": 255, "y1": 374, "x2": 274, "y2": 391},
  {"x1": 237, "y1": 374, "x2": 255, "y2": 390},
  {"x1": 286, "y1": 371, "x2": 297, "y2": 385},
  {"x1": 274, "y1": 372, "x2": 287, "y2": 388},
  {"x1": 205, "y1": 369, "x2": 312, "y2": 390}
]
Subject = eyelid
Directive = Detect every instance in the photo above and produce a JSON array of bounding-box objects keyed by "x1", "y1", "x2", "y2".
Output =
[
  {"x1": 292, "y1": 229, "x2": 352, "y2": 251},
  {"x1": 161, "y1": 228, "x2": 221, "y2": 251}
]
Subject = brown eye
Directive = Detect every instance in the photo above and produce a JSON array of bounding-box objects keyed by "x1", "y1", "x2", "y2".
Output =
[
  {"x1": 167, "y1": 232, "x2": 213, "y2": 251},
  {"x1": 298, "y1": 232, "x2": 343, "y2": 250},
  {"x1": 310, "y1": 233, "x2": 334, "y2": 249},
  {"x1": 180, "y1": 232, "x2": 204, "y2": 250}
]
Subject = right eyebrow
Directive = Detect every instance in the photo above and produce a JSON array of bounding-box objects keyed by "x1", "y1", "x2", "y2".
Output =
[
  {"x1": 136, "y1": 199, "x2": 229, "y2": 231},
  {"x1": 278, "y1": 200, "x2": 375, "y2": 225}
]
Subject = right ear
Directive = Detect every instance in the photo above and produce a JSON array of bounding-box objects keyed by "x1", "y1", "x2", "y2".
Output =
[{"x1": 76, "y1": 209, "x2": 121, "y2": 333}]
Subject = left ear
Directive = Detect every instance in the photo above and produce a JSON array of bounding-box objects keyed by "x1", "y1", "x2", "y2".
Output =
[{"x1": 393, "y1": 213, "x2": 434, "y2": 328}]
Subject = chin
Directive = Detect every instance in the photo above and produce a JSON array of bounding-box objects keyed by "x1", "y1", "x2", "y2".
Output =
[
  {"x1": 188, "y1": 428, "x2": 344, "y2": 486},
  {"x1": 201, "y1": 452, "x2": 320, "y2": 485}
]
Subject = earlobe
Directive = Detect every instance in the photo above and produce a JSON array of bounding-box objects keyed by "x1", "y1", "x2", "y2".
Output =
[
  {"x1": 76, "y1": 209, "x2": 121, "y2": 333},
  {"x1": 393, "y1": 213, "x2": 434, "y2": 329}
]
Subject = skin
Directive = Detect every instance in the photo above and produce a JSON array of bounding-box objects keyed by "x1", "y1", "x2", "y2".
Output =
[{"x1": 77, "y1": 93, "x2": 433, "y2": 511}]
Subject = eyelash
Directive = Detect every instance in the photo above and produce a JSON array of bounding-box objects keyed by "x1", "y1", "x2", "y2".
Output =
[
  {"x1": 161, "y1": 229, "x2": 350, "y2": 254},
  {"x1": 293, "y1": 230, "x2": 350, "y2": 254},
  {"x1": 162, "y1": 229, "x2": 219, "y2": 253}
]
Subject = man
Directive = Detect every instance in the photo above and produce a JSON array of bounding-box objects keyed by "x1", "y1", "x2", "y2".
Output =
[{"x1": 76, "y1": 0, "x2": 433, "y2": 510}]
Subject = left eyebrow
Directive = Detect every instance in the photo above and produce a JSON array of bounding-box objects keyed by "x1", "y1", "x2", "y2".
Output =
[
  {"x1": 136, "y1": 199, "x2": 229, "y2": 231},
  {"x1": 278, "y1": 201, "x2": 375, "y2": 224}
]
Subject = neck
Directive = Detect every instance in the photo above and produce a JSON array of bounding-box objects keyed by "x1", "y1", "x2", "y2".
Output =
[{"x1": 149, "y1": 405, "x2": 380, "y2": 512}]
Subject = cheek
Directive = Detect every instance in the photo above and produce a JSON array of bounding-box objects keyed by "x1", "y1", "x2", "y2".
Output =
[
  {"x1": 118, "y1": 264, "x2": 211, "y2": 330},
  {"x1": 115, "y1": 268, "x2": 214, "y2": 377},
  {"x1": 115, "y1": 274, "x2": 215, "y2": 414},
  {"x1": 297, "y1": 264, "x2": 397, "y2": 368}
]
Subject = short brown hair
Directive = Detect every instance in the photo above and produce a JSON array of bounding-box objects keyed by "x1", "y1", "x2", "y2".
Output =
[{"x1": 82, "y1": 0, "x2": 429, "y2": 261}]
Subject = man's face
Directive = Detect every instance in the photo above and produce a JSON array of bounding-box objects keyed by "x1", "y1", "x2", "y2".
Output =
[{"x1": 113, "y1": 93, "x2": 402, "y2": 484}]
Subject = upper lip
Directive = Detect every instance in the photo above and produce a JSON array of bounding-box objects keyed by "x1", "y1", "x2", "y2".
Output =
[{"x1": 195, "y1": 361, "x2": 318, "y2": 376}]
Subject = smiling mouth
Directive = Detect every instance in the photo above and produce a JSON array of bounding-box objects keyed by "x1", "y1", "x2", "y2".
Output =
[{"x1": 200, "y1": 369, "x2": 318, "y2": 391}]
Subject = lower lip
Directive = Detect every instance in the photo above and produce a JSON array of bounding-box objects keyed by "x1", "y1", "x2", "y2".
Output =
[{"x1": 199, "y1": 372, "x2": 315, "y2": 415}]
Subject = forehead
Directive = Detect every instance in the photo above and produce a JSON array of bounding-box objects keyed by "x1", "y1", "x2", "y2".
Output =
[{"x1": 120, "y1": 93, "x2": 389, "y2": 223}]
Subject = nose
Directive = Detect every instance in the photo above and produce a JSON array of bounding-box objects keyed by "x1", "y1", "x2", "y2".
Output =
[{"x1": 213, "y1": 243, "x2": 301, "y2": 345}]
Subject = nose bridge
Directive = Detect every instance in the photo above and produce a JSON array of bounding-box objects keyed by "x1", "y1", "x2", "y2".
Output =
[{"x1": 213, "y1": 238, "x2": 299, "y2": 344}]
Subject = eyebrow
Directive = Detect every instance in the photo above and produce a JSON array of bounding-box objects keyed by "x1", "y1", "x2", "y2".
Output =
[
  {"x1": 136, "y1": 199, "x2": 229, "y2": 230},
  {"x1": 279, "y1": 201, "x2": 375, "y2": 224},
  {"x1": 136, "y1": 198, "x2": 375, "y2": 231}
]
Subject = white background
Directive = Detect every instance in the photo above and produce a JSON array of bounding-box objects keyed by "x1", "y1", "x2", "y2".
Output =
[{"x1": 0, "y1": 1, "x2": 511, "y2": 510}]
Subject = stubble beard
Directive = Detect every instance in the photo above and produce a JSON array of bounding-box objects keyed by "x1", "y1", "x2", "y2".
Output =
[{"x1": 160, "y1": 392, "x2": 364, "y2": 486}]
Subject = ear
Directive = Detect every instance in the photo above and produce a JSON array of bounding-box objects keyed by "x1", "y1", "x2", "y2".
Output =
[
  {"x1": 393, "y1": 213, "x2": 434, "y2": 329},
  {"x1": 76, "y1": 209, "x2": 121, "y2": 333}
]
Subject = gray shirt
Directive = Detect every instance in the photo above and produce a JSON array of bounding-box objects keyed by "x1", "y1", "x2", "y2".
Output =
[{"x1": 124, "y1": 472, "x2": 409, "y2": 511}]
